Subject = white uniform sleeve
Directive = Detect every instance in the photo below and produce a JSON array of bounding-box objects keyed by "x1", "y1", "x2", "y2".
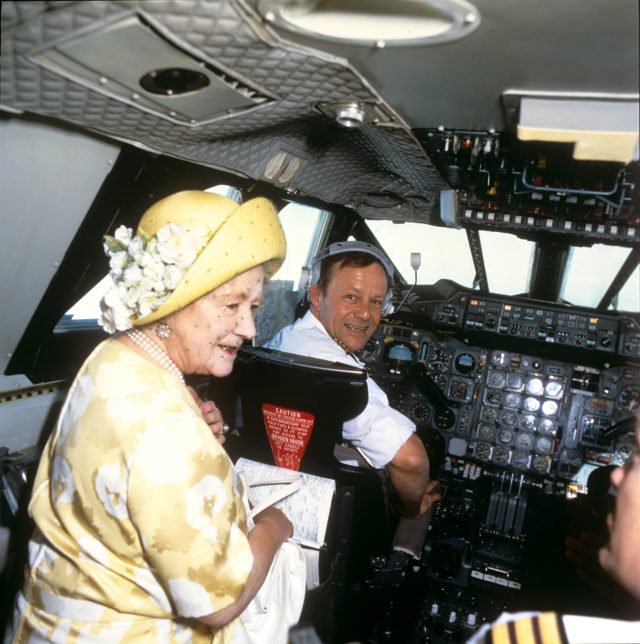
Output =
[{"x1": 342, "y1": 377, "x2": 415, "y2": 469}]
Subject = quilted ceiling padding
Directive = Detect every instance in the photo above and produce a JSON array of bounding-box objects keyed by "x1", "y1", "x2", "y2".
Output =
[{"x1": 1, "y1": 0, "x2": 450, "y2": 223}]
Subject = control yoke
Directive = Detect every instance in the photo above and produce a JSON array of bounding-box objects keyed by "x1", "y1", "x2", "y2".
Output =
[{"x1": 406, "y1": 363, "x2": 450, "y2": 414}]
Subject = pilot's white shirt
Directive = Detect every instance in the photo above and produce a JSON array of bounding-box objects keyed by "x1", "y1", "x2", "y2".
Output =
[{"x1": 265, "y1": 311, "x2": 415, "y2": 470}]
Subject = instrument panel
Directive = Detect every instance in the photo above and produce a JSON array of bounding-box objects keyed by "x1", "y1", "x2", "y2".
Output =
[
  {"x1": 364, "y1": 320, "x2": 638, "y2": 489},
  {"x1": 359, "y1": 295, "x2": 639, "y2": 642}
]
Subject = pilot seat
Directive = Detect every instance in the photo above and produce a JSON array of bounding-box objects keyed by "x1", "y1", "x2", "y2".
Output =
[{"x1": 215, "y1": 345, "x2": 394, "y2": 643}]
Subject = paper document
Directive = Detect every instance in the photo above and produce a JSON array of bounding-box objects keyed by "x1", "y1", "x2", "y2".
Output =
[{"x1": 236, "y1": 457, "x2": 335, "y2": 550}]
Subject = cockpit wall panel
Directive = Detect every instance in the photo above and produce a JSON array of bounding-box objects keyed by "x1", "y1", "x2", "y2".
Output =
[{"x1": 0, "y1": 117, "x2": 120, "y2": 389}]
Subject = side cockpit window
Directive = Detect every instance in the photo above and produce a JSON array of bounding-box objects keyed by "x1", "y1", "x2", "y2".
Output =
[
  {"x1": 254, "y1": 202, "x2": 329, "y2": 345},
  {"x1": 55, "y1": 275, "x2": 111, "y2": 332}
]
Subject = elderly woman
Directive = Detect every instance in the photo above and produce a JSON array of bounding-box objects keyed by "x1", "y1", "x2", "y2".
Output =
[{"x1": 8, "y1": 191, "x2": 301, "y2": 643}]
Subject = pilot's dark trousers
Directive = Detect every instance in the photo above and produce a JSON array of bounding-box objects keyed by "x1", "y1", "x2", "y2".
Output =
[{"x1": 333, "y1": 444, "x2": 433, "y2": 558}]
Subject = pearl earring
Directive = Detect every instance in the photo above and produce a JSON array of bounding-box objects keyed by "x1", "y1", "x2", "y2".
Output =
[{"x1": 155, "y1": 321, "x2": 172, "y2": 339}]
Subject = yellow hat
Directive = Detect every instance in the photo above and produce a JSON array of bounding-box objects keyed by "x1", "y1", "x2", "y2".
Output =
[{"x1": 131, "y1": 190, "x2": 286, "y2": 326}]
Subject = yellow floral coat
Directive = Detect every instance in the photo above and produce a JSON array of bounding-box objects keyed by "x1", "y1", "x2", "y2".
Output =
[{"x1": 9, "y1": 340, "x2": 253, "y2": 643}]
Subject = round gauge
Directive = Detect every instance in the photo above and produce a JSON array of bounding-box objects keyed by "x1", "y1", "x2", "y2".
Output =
[
  {"x1": 541, "y1": 400, "x2": 559, "y2": 417},
  {"x1": 475, "y1": 443, "x2": 492, "y2": 460},
  {"x1": 428, "y1": 348, "x2": 450, "y2": 371},
  {"x1": 502, "y1": 410, "x2": 517, "y2": 426},
  {"x1": 525, "y1": 377, "x2": 544, "y2": 395},
  {"x1": 432, "y1": 373, "x2": 448, "y2": 391},
  {"x1": 545, "y1": 380, "x2": 563, "y2": 399},
  {"x1": 535, "y1": 436, "x2": 553, "y2": 454},
  {"x1": 493, "y1": 447, "x2": 510, "y2": 464},
  {"x1": 504, "y1": 392, "x2": 521, "y2": 409},
  {"x1": 482, "y1": 407, "x2": 499, "y2": 423},
  {"x1": 512, "y1": 451, "x2": 530, "y2": 470},
  {"x1": 520, "y1": 414, "x2": 537, "y2": 431},
  {"x1": 387, "y1": 343, "x2": 414, "y2": 367},
  {"x1": 515, "y1": 433, "x2": 534, "y2": 449},
  {"x1": 619, "y1": 384, "x2": 640, "y2": 412},
  {"x1": 434, "y1": 409, "x2": 456, "y2": 430},
  {"x1": 498, "y1": 429, "x2": 513, "y2": 444},
  {"x1": 492, "y1": 351, "x2": 508, "y2": 366},
  {"x1": 523, "y1": 397, "x2": 541, "y2": 412},
  {"x1": 455, "y1": 353, "x2": 476, "y2": 375},
  {"x1": 506, "y1": 373, "x2": 524, "y2": 391},
  {"x1": 486, "y1": 389, "x2": 502, "y2": 405},
  {"x1": 477, "y1": 424, "x2": 496, "y2": 441},
  {"x1": 538, "y1": 418, "x2": 557, "y2": 434},
  {"x1": 410, "y1": 402, "x2": 431, "y2": 424},
  {"x1": 487, "y1": 371, "x2": 506, "y2": 388},
  {"x1": 532, "y1": 455, "x2": 550, "y2": 473}
]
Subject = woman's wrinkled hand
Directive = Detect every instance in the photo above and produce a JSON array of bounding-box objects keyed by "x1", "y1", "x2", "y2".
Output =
[{"x1": 187, "y1": 386, "x2": 227, "y2": 444}]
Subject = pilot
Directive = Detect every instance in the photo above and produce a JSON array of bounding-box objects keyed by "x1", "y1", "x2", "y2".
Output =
[
  {"x1": 466, "y1": 413, "x2": 640, "y2": 643},
  {"x1": 265, "y1": 241, "x2": 441, "y2": 556}
]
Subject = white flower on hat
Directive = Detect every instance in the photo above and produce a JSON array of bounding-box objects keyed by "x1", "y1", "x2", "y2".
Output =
[
  {"x1": 114, "y1": 225, "x2": 132, "y2": 244},
  {"x1": 156, "y1": 223, "x2": 206, "y2": 268},
  {"x1": 138, "y1": 291, "x2": 169, "y2": 319},
  {"x1": 99, "y1": 285, "x2": 134, "y2": 334},
  {"x1": 127, "y1": 235, "x2": 146, "y2": 263},
  {"x1": 108, "y1": 251, "x2": 128, "y2": 279},
  {"x1": 122, "y1": 263, "x2": 143, "y2": 286},
  {"x1": 163, "y1": 264, "x2": 184, "y2": 291},
  {"x1": 99, "y1": 223, "x2": 207, "y2": 334},
  {"x1": 141, "y1": 256, "x2": 167, "y2": 292}
]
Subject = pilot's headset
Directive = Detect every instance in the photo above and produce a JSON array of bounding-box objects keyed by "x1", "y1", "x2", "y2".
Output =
[{"x1": 308, "y1": 241, "x2": 395, "y2": 316}]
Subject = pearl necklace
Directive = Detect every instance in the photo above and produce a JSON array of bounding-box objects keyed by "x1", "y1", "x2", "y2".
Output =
[{"x1": 126, "y1": 329, "x2": 185, "y2": 385}]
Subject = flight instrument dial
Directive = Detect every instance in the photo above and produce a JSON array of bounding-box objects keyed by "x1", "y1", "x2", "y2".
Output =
[{"x1": 619, "y1": 384, "x2": 640, "y2": 412}]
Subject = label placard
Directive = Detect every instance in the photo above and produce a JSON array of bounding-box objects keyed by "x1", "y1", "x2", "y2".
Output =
[{"x1": 262, "y1": 403, "x2": 315, "y2": 471}]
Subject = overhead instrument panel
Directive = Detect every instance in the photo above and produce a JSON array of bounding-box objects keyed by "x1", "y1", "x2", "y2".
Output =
[{"x1": 417, "y1": 129, "x2": 639, "y2": 246}]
